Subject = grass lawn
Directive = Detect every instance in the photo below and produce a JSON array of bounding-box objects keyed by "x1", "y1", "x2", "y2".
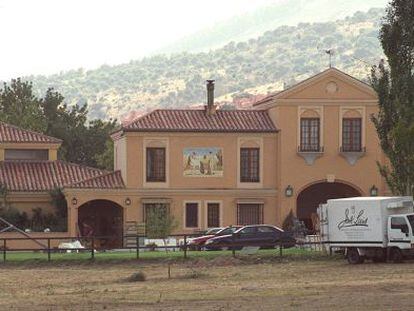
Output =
[
  {"x1": 0, "y1": 249, "x2": 413, "y2": 310},
  {"x1": 0, "y1": 247, "x2": 324, "y2": 263}
]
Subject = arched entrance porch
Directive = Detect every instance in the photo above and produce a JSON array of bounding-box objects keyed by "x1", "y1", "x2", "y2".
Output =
[
  {"x1": 296, "y1": 181, "x2": 361, "y2": 232},
  {"x1": 78, "y1": 199, "x2": 124, "y2": 249}
]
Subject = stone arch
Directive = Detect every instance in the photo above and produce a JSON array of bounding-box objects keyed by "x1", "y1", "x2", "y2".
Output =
[
  {"x1": 343, "y1": 109, "x2": 362, "y2": 118},
  {"x1": 296, "y1": 181, "x2": 362, "y2": 232},
  {"x1": 300, "y1": 109, "x2": 320, "y2": 118}
]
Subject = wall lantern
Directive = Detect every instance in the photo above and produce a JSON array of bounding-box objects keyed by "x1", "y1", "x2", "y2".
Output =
[
  {"x1": 71, "y1": 197, "x2": 78, "y2": 205},
  {"x1": 125, "y1": 198, "x2": 132, "y2": 206},
  {"x1": 285, "y1": 185, "x2": 294, "y2": 197},
  {"x1": 370, "y1": 185, "x2": 378, "y2": 197}
]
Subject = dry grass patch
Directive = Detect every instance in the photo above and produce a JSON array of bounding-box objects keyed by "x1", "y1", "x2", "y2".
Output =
[{"x1": 0, "y1": 257, "x2": 414, "y2": 310}]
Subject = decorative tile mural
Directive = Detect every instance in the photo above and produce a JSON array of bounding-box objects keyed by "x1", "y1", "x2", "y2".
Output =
[{"x1": 183, "y1": 147, "x2": 223, "y2": 177}]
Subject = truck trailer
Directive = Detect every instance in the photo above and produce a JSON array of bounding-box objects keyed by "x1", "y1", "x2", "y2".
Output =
[{"x1": 319, "y1": 196, "x2": 414, "y2": 264}]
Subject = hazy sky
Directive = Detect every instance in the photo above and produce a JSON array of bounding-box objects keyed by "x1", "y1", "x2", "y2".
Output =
[{"x1": 0, "y1": 0, "x2": 276, "y2": 79}]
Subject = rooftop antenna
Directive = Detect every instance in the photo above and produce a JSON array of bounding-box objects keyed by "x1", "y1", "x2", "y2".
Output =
[{"x1": 325, "y1": 49, "x2": 334, "y2": 68}]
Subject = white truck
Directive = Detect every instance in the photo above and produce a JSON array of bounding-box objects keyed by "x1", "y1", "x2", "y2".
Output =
[{"x1": 319, "y1": 196, "x2": 414, "y2": 264}]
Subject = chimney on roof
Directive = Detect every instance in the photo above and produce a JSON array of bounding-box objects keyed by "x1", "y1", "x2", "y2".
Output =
[{"x1": 205, "y1": 79, "x2": 216, "y2": 116}]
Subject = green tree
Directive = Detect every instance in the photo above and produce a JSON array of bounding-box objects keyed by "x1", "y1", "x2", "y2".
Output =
[
  {"x1": 0, "y1": 81, "x2": 117, "y2": 170},
  {"x1": 95, "y1": 139, "x2": 115, "y2": 170},
  {"x1": 0, "y1": 78, "x2": 46, "y2": 132},
  {"x1": 49, "y1": 188, "x2": 68, "y2": 231},
  {"x1": 371, "y1": 0, "x2": 414, "y2": 195},
  {"x1": 41, "y1": 93, "x2": 117, "y2": 168},
  {"x1": 85, "y1": 119, "x2": 117, "y2": 169},
  {"x1": 145, "y1": 207, "x2": 178, "y2": 251}
]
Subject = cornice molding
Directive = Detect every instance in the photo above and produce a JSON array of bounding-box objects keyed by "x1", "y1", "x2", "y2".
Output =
[{"x1": 63, "y1": 188, "x2": 278, "y2": 196}]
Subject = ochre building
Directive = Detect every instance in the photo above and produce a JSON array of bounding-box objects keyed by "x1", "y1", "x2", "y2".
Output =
[
  {"x1": 0, "y1": 68, "x2": 387, "y2": 247},
  {"x1": 112, "y1": 67, "x2": 385, "y2": 234}
]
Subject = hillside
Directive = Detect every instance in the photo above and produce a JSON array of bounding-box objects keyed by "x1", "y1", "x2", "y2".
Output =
[
  {"x1": 158, "y1": 0, "x2": 388, "y2": 54},
  {"x1": 27, "y1": 8, "x2": 385, "y2": 120}
]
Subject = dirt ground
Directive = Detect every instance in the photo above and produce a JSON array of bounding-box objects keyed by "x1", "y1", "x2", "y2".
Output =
[{"x1": 1, "y1": 256, "x2": 414, "y2": 310}]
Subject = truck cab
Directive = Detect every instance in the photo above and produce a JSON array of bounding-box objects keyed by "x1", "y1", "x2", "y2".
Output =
[{"x1": 387, "y1": 213, "x2": 414, "y2": 256}]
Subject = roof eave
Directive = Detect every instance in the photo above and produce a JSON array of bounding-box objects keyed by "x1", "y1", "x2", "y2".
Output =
[
  {"x1": 253, "y1": 96, "x2": 276, "y2": 107},
  {"x1": 122, "y1": 128, "x2": 279, "y2": 134},
  {"x1": 1, "y1": 141, "x2": 62, "y2": 145}
]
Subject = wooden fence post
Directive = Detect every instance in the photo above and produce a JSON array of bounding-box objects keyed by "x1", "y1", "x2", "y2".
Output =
[
  {"x1": 47, "y1": 238, "x2": 51, "y2": 262},
  {"x1": 232, "y1": 233, "x2": 236, "y2": 258},
  {"x1": 183, "y1": 235, "x2": 187, "y2": 259},
  {"x1": 3, "y1": 239, "x2": 6, "y2": 263},
  {"x1": 91, "y1": 237, "x2": 95, "y2": 260},
  {"x1": 136, "y1": 235, "x2": 140, "y2": 259}
]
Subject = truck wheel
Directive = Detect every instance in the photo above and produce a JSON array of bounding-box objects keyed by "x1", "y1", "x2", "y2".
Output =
[
  {"x1": 390, "y1": 248, "x2": 403, "y2": 263},
  {"x1": 347, "y1": 248, "x2": 364, "y2": 264}
]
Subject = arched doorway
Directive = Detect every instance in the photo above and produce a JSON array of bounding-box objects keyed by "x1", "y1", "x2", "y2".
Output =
[
  {"x1": 78, "y1": 200, "x2": 123, "y2": 249},
  {"x1": 297, "y1": 182, "x2": 361, "y2": 232}
]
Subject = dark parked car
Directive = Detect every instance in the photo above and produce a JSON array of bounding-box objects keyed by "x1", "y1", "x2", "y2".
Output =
[
  {"x1": 188, "y1": 226, "x2": 242, "y2": 250},
  {"x1": 204, "y1": 225, "x2": 296, "y2": 250}
]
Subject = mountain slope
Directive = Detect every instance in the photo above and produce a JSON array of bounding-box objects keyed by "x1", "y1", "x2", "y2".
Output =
[
  {"x1": 158, "y1": 0, "x2": 388, "y2": 54},
  {"x1": 27, "y1": 8, "x2": 385, "y2": 120}
]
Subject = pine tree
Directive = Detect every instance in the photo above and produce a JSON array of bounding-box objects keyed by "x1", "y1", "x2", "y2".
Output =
[
  {"x1": 371, "y1": 0, "x2": 414, "y2": 195},
  {"x1": 0, "y1": 79, "x2": 46, "y2": 132}
]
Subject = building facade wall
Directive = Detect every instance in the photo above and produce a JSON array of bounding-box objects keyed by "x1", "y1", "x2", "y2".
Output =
[
  {"x1": 108, "y1": 69, "x2": 387, "y2": 233},
  {"x1": 65, "y1": 189, "x2": 278, "y2": 235},
  {"x1": 0, "y1": 193, "x2": 67, "y2": 250},
  {"x1": 0, "y1": 142, "x2": 59, "y2": 161},
  {"x1": 263, "y1": 70, "x2": 387, "y2": 225},
  {"x1": 114, "y1": 136, "x2": 128, "y2": 184},
  {"x1": 113, "y1": 132, "x2": 279, "y2": 231},
  {"x1": 121, "y1": 132, "x2": 277, "y2": 189},
  {"x1": 271, "y1": 103, "x2": 385, "y2": 223},
  {"x1": 5, "y1": 193, "x2": 55, "y2": 216}
]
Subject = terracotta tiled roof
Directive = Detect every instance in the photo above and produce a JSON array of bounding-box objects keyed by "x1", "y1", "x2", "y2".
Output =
[
  {"x1": 0, "y1": 122, "x2": 62, "y2": 144},
  {"x1": 252, "y1": 93, "x2": 279, "y2": 106},
  {"x1": 121, "y1": 109, "x2": 277, "y2": 133},
  {"x1": 0, "y1": 161, "x2": 125, "y2": 192},
  {"x1": 67, "y1": 171, "x2": 125, "y2": 189}
]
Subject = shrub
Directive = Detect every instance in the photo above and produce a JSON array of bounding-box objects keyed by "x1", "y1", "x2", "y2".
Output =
[
  {"x1": 182, "y1": 269, "x2": 208, "y2": 279},
  {"x1": 126, "y1": 271, "x2": 146, "y2": 282},
  {"x1": 145, "y1": 207, "x2": 178, "y2": 252},
  {"x1": 0, "y1": 206, "x2": 30, "y2": 230},
  {"x1": 145, "y1": 242, "x2": 158, "y2": 251},
  {"x1": 282, "y1": 210, "x2": 307, "y2": 238},
  {"x1": 0, "y1": 205, "x2": 66, "y2": 232},
  {"x1": 145, "y1": 208, "x2": 178, "y2": 240}
]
